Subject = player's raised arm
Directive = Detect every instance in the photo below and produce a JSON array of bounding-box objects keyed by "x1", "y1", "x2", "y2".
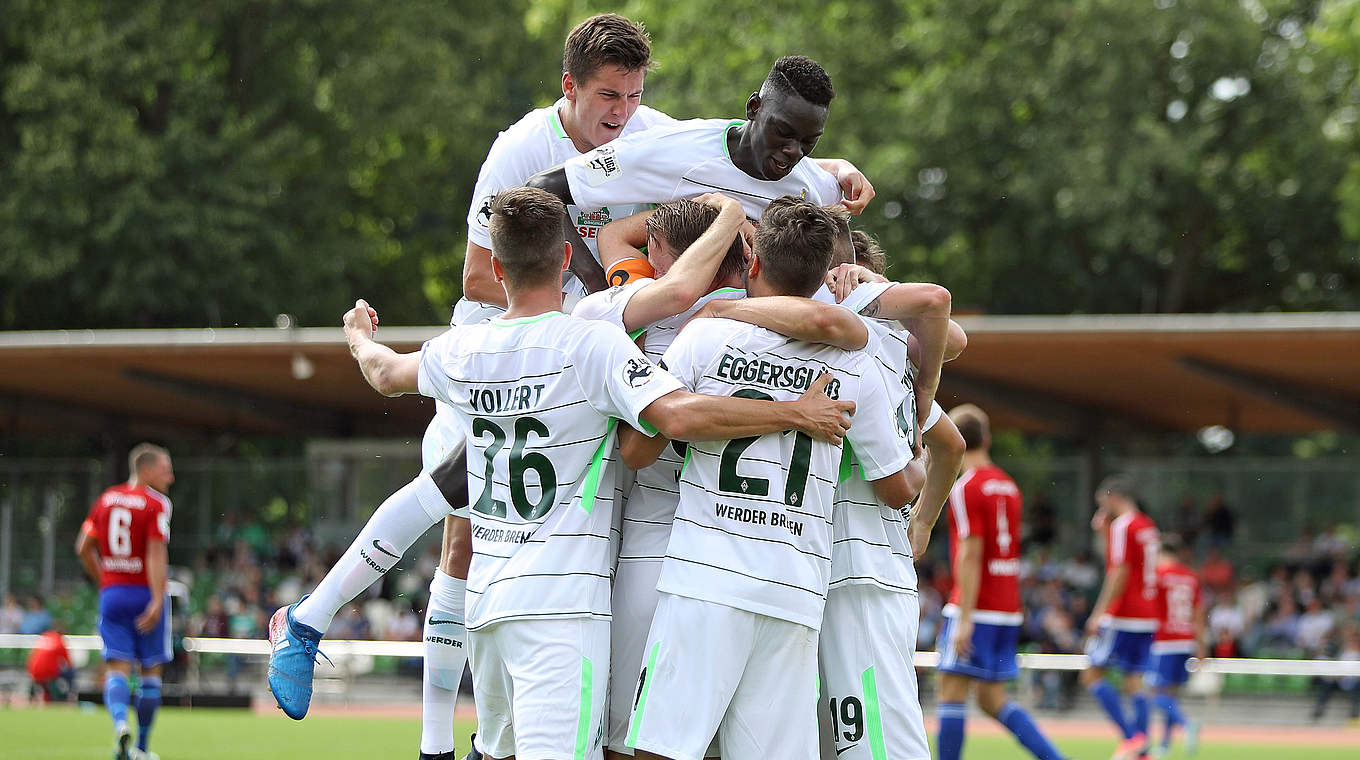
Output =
[
  {"x1": 342, "y1": 299, "x2": 420, "y2": 397},
  {"x1": 693, "y1": 295, "x2": 870, "y2": 351},
  {"x1": 525, "y1": 165, "x2": 574, "y2": 205},
  {"x1": 596, "y1": 206, "x2": 654, "y2": 270}
]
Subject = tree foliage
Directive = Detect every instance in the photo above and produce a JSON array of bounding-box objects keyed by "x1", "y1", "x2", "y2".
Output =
[{"x1": 1, "y1": 0, "x2": 1356, "y2": 328}]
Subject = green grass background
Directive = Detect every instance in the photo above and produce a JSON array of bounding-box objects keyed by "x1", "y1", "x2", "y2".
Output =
[{"x1": 0, "y1": 707, "x2": 1353, "y2": 759}]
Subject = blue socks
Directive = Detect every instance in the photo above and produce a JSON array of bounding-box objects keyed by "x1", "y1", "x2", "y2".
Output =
[
  {"x1": 104, "y1": 672, "x2": 131, "y2": 728},
  {"x1": 1090, "y1": 681, "x2": 1134, "y2": 739},
  {"x1": 1131, "y1": 692, "x2": 1150, "y2": 737},
  {"x1": 938, "y1": 702, "x2": 967, "y2": 760},
  {"x1": 998, "y1": 701, "x2": 1065, "y2": 760},
  {"x1": 136, "y1": 675, "x2": 162, "y2": 752},
  {"x1": 1154, "y1": 691, "x2": 1186, "y2": 747}
]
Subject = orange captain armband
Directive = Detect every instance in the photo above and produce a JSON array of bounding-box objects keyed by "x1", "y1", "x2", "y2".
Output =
[{"x1": 607, "y1": 256, "x2": 655, "y2": 288}]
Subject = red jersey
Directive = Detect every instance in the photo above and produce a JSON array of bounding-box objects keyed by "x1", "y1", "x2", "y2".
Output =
[
  {"x1": 80, "y1": 483, "x2": 171, "y2": 588},
  {"x1": 1154, "y1": 560, "x2": 1201, "y2": 652},
  {"x1": 26, "y1": 630, "x2": 70, "y2": 681},
  {"x1": 1105, "y1": 509, "x2": 1159, "y2": 629},
  {"x1": 945, "y1": 464, "x2": 1022, "y2": 624}
]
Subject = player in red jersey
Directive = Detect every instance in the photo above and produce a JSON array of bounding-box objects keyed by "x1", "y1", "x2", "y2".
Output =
[
  {"x1": 1082, "y1": 474, "x2": 1161, "y2": 760},
  {"x1": 1148, "y1": 535, "x2": 1204, "y2": 757},
  {"x1": 76, "y1": 443, "x2": 174, "y2": 760},
  {"x1": 935, "y1": 405, "x2": 1066, "y2": 760},
  {"x1": 26, "y1": 627, "x2": 74, "y2": 702}
]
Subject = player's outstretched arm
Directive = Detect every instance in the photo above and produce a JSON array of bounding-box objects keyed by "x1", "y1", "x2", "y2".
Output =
[
  {"x1": 694, "y1": 296, "x2": 869, "y2": 351},
  {"x1": 619, "y1": 194, "x2": 746, "y2": 331},
  {"x1": 135, "y1": 537, "x2": 166, "y2": 634},
  {"x1": 812, "y1": 158, "x2": 876, "y2": 215},
  {"x1": 908, "y1": 413, "x2": 967, "y2": 558},
  {"x1": 343, "y1": 299, "x2": 419, "y2": 397},
  {"x1": 462, "y1": 240, "x2": 509, "y2": 308},
  {"x1": 624, "y1": 373, "x2": 854, "y2": 469},
  {"x1": 74, "y1": 529, "x2": 101, "y2": 584}
]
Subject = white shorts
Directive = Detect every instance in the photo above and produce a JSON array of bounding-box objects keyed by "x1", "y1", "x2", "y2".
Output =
[
  {"x1": 607, "y1": 559, "x2": 663, "y2": 754},
  {"x1": 422, "y1": 419, "x2": 470, "y2": 520},
  {"x1": 627, "y1": 593, "x2": 819, "y2": 760},
  {"x1": 468, "y1": 616, "x2": 609, "y2": 760},
  {"x1": 818, "y1": 585, "x2": 929, "y2": 760}
]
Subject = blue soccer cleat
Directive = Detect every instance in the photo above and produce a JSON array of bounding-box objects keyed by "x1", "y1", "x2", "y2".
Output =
[{"x1": 267, "y1": 596, "x2": 329, "y2": 720}]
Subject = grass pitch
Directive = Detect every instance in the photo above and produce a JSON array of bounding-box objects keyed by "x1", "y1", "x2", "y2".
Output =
[{"x1": 0, "y1": 706, "x2": 1355, "y2": 759}]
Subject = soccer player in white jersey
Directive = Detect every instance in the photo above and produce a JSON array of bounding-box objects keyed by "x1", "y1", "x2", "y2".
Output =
[
  {"x1": 578, "y1": 197, "x2": 875, "y2": 760},
  {"x1": 335, "y1": 187, "x2": 858, "y2": 760},
  {"x1": 618, "y1": 199, "x2": 919, "y2": 760},
  {"x1": 702, "y1": 218, "x2": 967, "y2": 760},
  {"x1": 529, "y1": 56, "x2": 852, "y2": 225}
]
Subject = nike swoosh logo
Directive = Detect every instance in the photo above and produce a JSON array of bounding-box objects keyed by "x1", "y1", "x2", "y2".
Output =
[
  {"x1": 428, "y1": 617, "x2": 459, "y2": 626},
  {"x1": 371, "y1": 540, "x2": 400, "y2": 559},
  {"x1": 836, "y1": 744, "x2": 858, "y2": 756}
]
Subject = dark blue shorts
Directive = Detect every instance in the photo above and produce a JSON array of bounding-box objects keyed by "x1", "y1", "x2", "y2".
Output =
[
  {"x1": 1146, "y1": 650, "x2": 1192, "y2": 688},
  {"x1": 1085, "y1": 625, "x2": 1153, "y2": 673},
  {"x1": 936, "y1": 616, "x2": 1020, "y2": 682},
  {"x1": 98, "y1": 585, "x2": 170, "y2": 667}
]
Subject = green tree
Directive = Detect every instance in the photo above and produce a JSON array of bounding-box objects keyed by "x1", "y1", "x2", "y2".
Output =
[{"x1": 0, "y1": 0, "x2": 559, "y2": 329}]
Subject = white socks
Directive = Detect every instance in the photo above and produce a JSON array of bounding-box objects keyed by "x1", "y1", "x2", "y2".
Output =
[
  {"x1": 420, "y1": 569, "x2": 468, "y2": 755},
  {"x1": 294, "y1": 473, "x2": 451, "y2": 633}
]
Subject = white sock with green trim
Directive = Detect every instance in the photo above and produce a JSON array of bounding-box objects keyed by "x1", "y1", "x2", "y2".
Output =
[{"x1": 420, "y1": 569, "x2": 467, "y2": 755}]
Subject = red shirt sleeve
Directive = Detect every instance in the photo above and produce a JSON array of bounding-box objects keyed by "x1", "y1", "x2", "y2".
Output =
[{"x1": 82, "y1": 497, "x2": 104, "y2": 540}]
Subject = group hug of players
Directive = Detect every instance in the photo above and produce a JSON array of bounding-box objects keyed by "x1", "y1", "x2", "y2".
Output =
[{"x1": 253, "y1": 13, "x2": 1206, "y2": 760}]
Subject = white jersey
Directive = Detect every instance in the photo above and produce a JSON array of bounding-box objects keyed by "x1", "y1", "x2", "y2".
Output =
[
  {"x1": 829, "y1": 282, "x2": 948, "y2": 595},
  {"x1": 656, "y1": 316, "x2": 910, "y2": 630},
  {"x1": 457, "y1": 100, "x2": 675, "y2": 314},
  {"x1": 573, "y1": 279, "x2": 747, "y2": 561},
  {"x1": 564, "y1": 118, "x2": 843, "y2": 221},
  {"x1": 416, "y1": 311, "x2": 683, "y2": 630}
]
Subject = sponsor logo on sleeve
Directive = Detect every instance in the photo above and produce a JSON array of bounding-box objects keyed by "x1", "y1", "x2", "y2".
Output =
[
  {"x1": 622, "y1": 357, "x2": 655, "y2": 388},
  {"x1": 583, "y1": 146, "x2": 621, "y2": 186},
  {"x1": 475, "y1": 195, "x2": 494, "y2": 228}
]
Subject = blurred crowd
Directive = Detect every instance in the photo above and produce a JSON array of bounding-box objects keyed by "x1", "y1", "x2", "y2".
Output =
[{"x1": 4, "y1": 494, "x2": 1357, "y2": 707}]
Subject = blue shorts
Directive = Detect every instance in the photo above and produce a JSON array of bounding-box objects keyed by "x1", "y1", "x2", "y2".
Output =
[
  {"x1": 936, "y1": 616, "x2": 1020, "y2": 682},
  {"x1": 1085, "y1": 626, "x2": 1153, "y2": 673},
  {"x1": 98, "y1": 585, "x2": 171, "y2": 668},
  {"x1": 1146, "y1": 651, "x2": 1192, "y2": 688}
]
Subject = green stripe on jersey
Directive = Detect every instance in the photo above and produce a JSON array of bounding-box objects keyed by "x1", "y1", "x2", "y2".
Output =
[
  {"x1": 626, "y1": 641, "x2": 661, "y2": 748},
  {"x1": 721, "y1": 120, "x2": 744, "y2": 159},
  {"x1": 579, "y1": 418, "x2": 618, "y2": 514},
  {"x1": 861, "y1": 666, "x2": 887, "y2": 760},
  {"x1": 839, "y1": 441, "x2": 856, "y2": 482},
  {"x1": 490, "y1": 311, "x2": 562, "y2": 326},
  {"x1": 574, "y1": 655, "x2": 595, "y2": 760},
  {"x1": 550, "y1": 107, "x2": 568, "y2": 139}
]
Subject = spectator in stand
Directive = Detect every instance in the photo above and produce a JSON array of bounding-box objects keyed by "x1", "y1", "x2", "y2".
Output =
[
  {"x1": 1059, "y1": 551, "x2": 1101, "y2": 598},
  {"x1": 1312, "y1": 624, "x2": 1360, "y2": 723},
  {"x1": 26, "y1": 626, "x2": 75, "y2": 703},
  {"x1": 1211, "y1": 628, "x2": 1239, "y2": 658},
  {"x1": 0, "y1": 593, "x2": 23, "y2": 633},
  {"x1": 196, "y1": 596, "x2": 230, "y2": 639},
  {"x1": 1198, "y1": 549, "x2": 1235, "y2": 596},
  {"x1": 1207, "y1": 595, "x2": 1244, "y2": 641},
  {"x1": 1199, "y1": 493, "x2": 1234, "y2": 549},
  {"x1": 1261, "y1": 596, "x2": 1301, "y2": 649},
  {"x1": 1297, "y1": 597, "x2": 1337, "y2": 656},
  {"x1": 18, "y1": 595, "x2": 54, "y2": 635}
]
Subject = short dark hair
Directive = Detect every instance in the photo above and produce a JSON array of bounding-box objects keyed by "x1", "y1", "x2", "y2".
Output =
[
  {"x1": 488, "y1": 187, "x2": 566, "y2": 287},
  {"x1": 852, "y1": 230, "x2": 887, "y2": 275},
  {"x1": 948, "y1": 404, "x2": 990, "y2": 450},
  {"x1": 754, "y1": 197, "x2": 838, "y2": 296},
  {"x1": 563, "y1": 14, "x2": 654, "y2": 86},
  {"x1": 645, "y1": 200, "x2": 746, "y2": 284},
  {"x1": 129, "y1": 443, "x2": 169, "y2": 476},
  {"x1": 763, "y1": 55, "x2": 835, "y2": 107},
  {"x1": 1096, "y1": 473, "x2": 1141, "y2": 503}
]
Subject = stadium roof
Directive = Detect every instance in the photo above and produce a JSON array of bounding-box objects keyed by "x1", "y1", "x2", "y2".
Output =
[{"x1": 3, "y1": 312, "x2": 1357, "y2": 440}]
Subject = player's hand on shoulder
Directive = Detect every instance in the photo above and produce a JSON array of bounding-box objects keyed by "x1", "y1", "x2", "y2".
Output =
[
  {"x1": 794, "y1": 372, "x2": 855, "y2": 444},
  {"x1": 825, "y1": 263, "x2": 886, "y2": 303},
  {"x1": 834, "y1": 163, "x2": 876, "y2": 215},
  {"x1": 342, "y1": 299, "x2": 380, "y2": 343}
]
